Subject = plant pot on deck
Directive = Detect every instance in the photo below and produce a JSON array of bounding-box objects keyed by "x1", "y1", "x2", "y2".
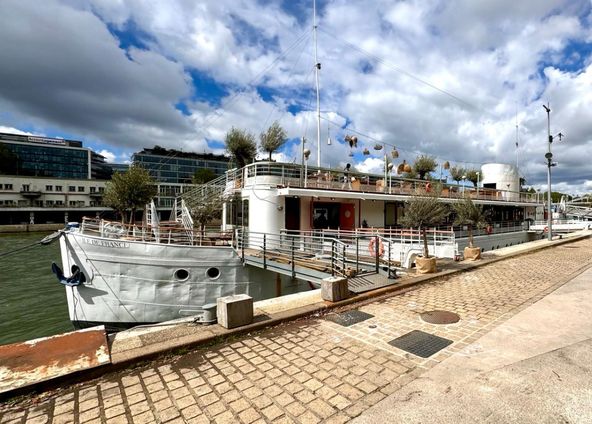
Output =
[
  {"x1": 464, "y1": 246, "x2": 481, "y2": 261},
  {"x1": 415, "y1": 256, "x2": 437, "y2": 274}
]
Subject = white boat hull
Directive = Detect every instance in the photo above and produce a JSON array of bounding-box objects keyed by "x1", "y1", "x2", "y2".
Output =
[{"x1": 58, "y1": 230, "x2": 283, "y2": 330}]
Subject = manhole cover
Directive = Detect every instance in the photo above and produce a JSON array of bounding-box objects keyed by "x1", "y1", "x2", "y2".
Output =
[
  {"x1": 420, "y1": 310, "x2": 460, "y2": 324},
  {"x1": 326, "y1": 310, "x2": 374, "y2": 327},
  {"x1": 388, "y1": 330, "x2": 453, "y2": 358}
]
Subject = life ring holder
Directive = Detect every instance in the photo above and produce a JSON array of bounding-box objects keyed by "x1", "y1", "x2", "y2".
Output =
[{"x1": 368, "y1": 237, "x2": 385, "y2": 257}]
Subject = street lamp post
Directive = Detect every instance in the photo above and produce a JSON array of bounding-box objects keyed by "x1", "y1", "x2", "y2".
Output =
[
  {"x1": 542, "y1": 103, "x2": 564, "y2": 241},
  {"x1": 461, "y1": 175, "x2": 467, "y2": 194}
]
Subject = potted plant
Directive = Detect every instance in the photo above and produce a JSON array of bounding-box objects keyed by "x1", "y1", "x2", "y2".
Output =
[
  {"x1": 452, "y1": 194, "x2": 488, "y2": 260},
  {"x1": 400, "y1": 188, "x2": 450, "y2": 273}
]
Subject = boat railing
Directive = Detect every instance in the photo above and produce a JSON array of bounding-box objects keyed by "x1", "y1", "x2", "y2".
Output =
[
  {"x1": 79, "y1": 217, "x2": 234, "y2": 246},
  {"x1": 449, "y1": 221, "x2": 527, "y2": 237},
  {"x1": 231, "y1": 162, "x2": 539, "y2": 204}
]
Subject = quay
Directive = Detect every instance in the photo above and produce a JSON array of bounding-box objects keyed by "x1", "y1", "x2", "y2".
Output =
[{"x1": 1, "y1": 231, "x2": 591, "y2": 423}]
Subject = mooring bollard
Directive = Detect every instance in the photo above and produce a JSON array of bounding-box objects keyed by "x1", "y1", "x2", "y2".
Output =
[
  {"x1": 321, "y1": 276, "x2": 349, "y2": 302},
  {"x1": 217, "y1": 294, "x2": 253, "y2": 329}
]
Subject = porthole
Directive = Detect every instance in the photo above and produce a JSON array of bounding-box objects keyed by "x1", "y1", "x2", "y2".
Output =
[
  {"x1": 206, "y1": 267, "x2": 221, "y2": 279},
  {"x1": 174, "y1": 269, "x2": 189, "y2": 281}
]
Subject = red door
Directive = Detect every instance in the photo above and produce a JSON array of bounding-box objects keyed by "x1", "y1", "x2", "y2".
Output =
[{"x1": 339, "y1": 203, "x2": 355, "y2": 230}]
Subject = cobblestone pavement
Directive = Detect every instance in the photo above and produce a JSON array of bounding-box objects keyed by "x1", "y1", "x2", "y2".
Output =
[{"x1": 2, "y1": 239, "x2": 592, "y2": 424}]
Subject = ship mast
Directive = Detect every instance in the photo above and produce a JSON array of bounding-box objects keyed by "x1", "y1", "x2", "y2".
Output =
[{"x1": 313, "y1": 0, "x2": 321, "y2": 167}]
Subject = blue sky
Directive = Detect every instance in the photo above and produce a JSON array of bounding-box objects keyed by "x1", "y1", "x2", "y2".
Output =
[{"x1": 0, "y1": 0, "x2": 591, "y2": 194}]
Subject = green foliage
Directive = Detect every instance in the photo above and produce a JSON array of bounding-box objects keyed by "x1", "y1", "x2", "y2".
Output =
[
  {"x1": 413, "y1": 155, "x2": 437, "y2": 180},
  {"x1": 103, "y1": 165, "x2": 157, "y2": 223},
  {"x1": 186, "y1": 190, "x2": 224, "y2": 231},
  {"x1": 400, "y1": 188, "x2": 450, "y2": 257},
  {"x1": 259, "y1": 121, "x2": 287, "y2": 161},
  {"x1": 465, "y1": 169, "x2": 481, "y2": 187},
  {"x1": 225, "y1": 127, "x2": 257, "y2": 169},
  {"x1": 452, "y1": 195, "x2": 488, "y2": 248},
  {"x1": 449, "y1": 166, "x2": 465, "y2": 184},
  {"x1": 0, "y1": 144, "x2": 19, "y2": 175},
  {"x1": 192, "y1": 168, "x2": 217, "y2": 184}
]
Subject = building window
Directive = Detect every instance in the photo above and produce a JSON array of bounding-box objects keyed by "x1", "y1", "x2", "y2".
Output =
[
  {"x1": 69, "y1": 186, "x2": 76, "y2": 192},
  {"x1": 55, "y1": 185, "x2": 62, "y2": 192},
  {"x1": 46, "y1": 200, "x2": 54, "y2": 206},
  {"x1": 55, "y1": 200, "x2": 64, "y2": 206},
  {"x1": 5, "y1": 184, "x2": 12, "y2": 190},
  {"x1": 99, "y1": 187, "x2": 104, "y2": 193},
  {"x1": 69, "y1": 201, "x2": 76, "y2": 206},
  {"x1": 35, "y1": 200, "x2": 43, "y2": 207},
  {"x1": 46, "y1": 185, "x2": 53, "y2": 191},
  {"x1": 78, "y1": 186, "x2": 84, "y2": 192},
  {"x1": 22, "y1": 184, "x2": 30, "y2": 192},
  {"x1": 90, "y1": 187, "x2": 96, "y2": 193}
]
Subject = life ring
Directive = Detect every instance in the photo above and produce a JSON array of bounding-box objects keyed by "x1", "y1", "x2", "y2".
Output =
[
  {"x1": 368, "y1": 237, "x2": 385, "y2": 257},
  {"x1": 425, "y1": 182, "x2": 432, "y2": 192},
  {"x1": 543, "y1": 226, "x2": 549, "y2": 233},
  {"x1": 486, "y1": 225, "x2": 493, "y2": 235}
]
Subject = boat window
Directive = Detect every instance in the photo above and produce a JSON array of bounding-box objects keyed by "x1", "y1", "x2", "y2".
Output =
[
  {"x1": 206, "y1": 267, "x2": 220, "y2": 279},
  {"x1": 174, "y1": 269, "x2": 189, "y2": 281}
]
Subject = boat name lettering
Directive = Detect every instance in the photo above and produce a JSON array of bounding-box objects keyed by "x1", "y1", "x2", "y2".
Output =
[{"x1": 83, "y1": 237, "x2": 130, "y2": 248}]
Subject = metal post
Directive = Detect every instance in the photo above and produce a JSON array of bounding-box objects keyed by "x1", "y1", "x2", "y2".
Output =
[
  {"x1": 375, "y1": 235, "x2": 379, "y2": 273},
  {"x1": 331, "y1": 239, "x2": 335, "y2": 276},
  {"x1": 355, "y1": 237, "x2": 359, "y2": 274},
  {"x1": 263, "y1": 233, "x2": 267, "y2": 269},
  {"x1": 342, "y1": 244, "x2": 346, "y2": 277},
  {"x1": 291, "y1": 237, "x2": 295, "y2": 277},
  {"x1": 543, "y1": 104, "x2": 553, "y2": 241}
]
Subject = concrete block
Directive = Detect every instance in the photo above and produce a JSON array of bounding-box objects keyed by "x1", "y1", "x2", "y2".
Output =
[
  {"x1": 217, "y1": 294, "x2": 253, "y2": 329},
  {"x1": 321, "y1": 276, "x2": 349, "y2": 302}
]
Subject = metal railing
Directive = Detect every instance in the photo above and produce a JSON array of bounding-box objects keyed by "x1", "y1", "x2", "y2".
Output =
[
  {"x1": 79, "y1": 217, "x2": 234, "y2": 246},
  {"x1": 228, "y1": 162, "x2": 540, "y2": 204}
]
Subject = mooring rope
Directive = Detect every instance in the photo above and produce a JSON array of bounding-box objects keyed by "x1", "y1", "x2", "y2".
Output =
[{"x1": 0, "y1": 231, "x2": 62, "y2": 259}]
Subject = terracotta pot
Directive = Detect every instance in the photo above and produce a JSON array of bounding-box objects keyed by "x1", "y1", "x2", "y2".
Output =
[
  {"x1": 415, "y1": 256, "x2": 437, "y2": 274},
  {"x1": 464, "y1": 246, "x2": 481, "y2": 261}
]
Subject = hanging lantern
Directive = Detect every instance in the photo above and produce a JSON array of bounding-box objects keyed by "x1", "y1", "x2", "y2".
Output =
[
  {"x1": 391, "y1": 148, "x2": 399, "y2": 158},
  {"x1": 404, "y1": 163, "x2": 412, "y2": 173},
  {"x1": 363, "y1": 148, "x2": 370, "y2": 155},
  {"x1": 387, "y1": 163, "x2": 394, "y2": 172},
  {"x1": 443, "y1": 161, "x2": 450, "y2": 170},
  {"x1": 303, "y1": 149, "x2": 311, "y2": 160},
  {"x1": 351, "y1": 136, "x2": 358, "y2": 148},
  {"x1": 374, "y1": 144, "x2": 383, "y2": 150},
  {"x1": 397, "y1": 163, "x2": 404, "y2": 174}
]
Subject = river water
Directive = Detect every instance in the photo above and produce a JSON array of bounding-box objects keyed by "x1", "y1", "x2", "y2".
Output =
[{"x1": 0, "y1": 232, "x2": 72, "y2": 345}]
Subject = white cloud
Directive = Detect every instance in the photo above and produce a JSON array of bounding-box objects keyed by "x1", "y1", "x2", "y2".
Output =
[
  {"x1": 98, "y1": 149, "x2": 116, "y2": 163},
  {"x1": 0, "y1": 126, "x2": 37, "y2": 136}
]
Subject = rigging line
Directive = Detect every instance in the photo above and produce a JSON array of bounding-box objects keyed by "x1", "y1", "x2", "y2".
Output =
[
  {"x1": 259, "y1": 32, "x2": 313, "y2": 134},
  {"x1": 197, "y1": 29, "x2": 313, "y2": 134},
  {"x1": 320, "y1": 116, "x2": 487, "y2": 167},
  {"x1": 318, "y1": 27, "x2": 482, "y2": 113}
]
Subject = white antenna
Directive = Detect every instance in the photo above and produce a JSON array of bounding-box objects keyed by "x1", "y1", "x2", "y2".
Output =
[
  {"x1": 515, "y1": 106, "x2": 519, "y2": 169},
  {"x1": 313, "y1": 0, "x2": 321, "y2": 167},
  {"x1": 327, "y1": 121, "x2": 331, "y2": 145}
]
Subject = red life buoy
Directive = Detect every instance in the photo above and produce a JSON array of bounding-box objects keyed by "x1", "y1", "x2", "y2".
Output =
[
  {"x1": 425, "y1": 182, "x2": 432, "y2": 192},
  {"x1": 486, "y1": 225, "x2": 493, "y2": 234},
  {"x1": 543, "y1": 226, "x2": 549, "y2": 233},
  {"x1": 368, "y1": 237, "x2": 385, "y2": 257}
]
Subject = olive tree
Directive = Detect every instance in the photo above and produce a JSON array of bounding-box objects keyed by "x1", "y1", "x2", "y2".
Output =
[
  {"x1": 225, "y1": 127, "x2": 257, "y2": 169},
  {"x1": 259, "y1": 121, "x2": 287, "y2": 161},
  {"x1": 400, "y1": 188, "x2": 449, "y2": 258},
  {"x1": 192, "y1": 168, "x2": 217, "y2": 184},
  {"x1": 452, "y1": 195, "x2": 488, "y2": 248},
  {"x1": 186, "y1": 190, "x2": 224, "y2": 238},
  {"x1": 413, "y1": 155, "x2": 437, "y2": 180},
  {"x1": 449, "y1": 166, "x2": 465, "y2": 186},
  {"x1": 465, "y1": 169, "x2": 482, "y2": 188},
  {"x1": 103, "y1": 165, "x2": 157, "y2": 223}
]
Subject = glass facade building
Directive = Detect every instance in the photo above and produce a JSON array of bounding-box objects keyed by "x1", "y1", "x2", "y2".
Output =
[
  {"x1": 132, "y1": 147, "x2": 230, "y2": 183},
  {"x1": 0, "y1": 132, "x2": 104, "y2": 179}
]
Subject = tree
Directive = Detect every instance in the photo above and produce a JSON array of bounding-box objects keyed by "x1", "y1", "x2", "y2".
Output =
[
  {"x1": 452, "y1": 195, "x2": 488, "y2": 248},
  {"x1": 259, "y1": 121, "x2": 287, "y2": 161},
  {"x1": 103, "y1": 165, "x2": 157, "y2": 223},
  {"x1": 225, "y1": 127, "x2": 257, "y2": 169},
  {"x1": 192, "y1": 168, "x2": 217, "y2": 184},
  {"x1": 400, "y1": 188, "x2": 450, "y2": 258},
  {"x1": 186, "y1": 190, "x2": 224, "y2": 238},
  {"x1": 465, "y1": 169, "x2": 481, "y2": 187},
  {"x1": 449, "y1": 166, "x2": 465, "y2": 186},
  {"x1": 413, "y1": 155, "x2": 437, "y2": 180}
]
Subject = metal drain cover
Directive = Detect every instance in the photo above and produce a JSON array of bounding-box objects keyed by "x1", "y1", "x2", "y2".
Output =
[
  {"x1": 326, "y1": 310, "x2": 374, "y2": 327},
  {"x1": 388, "y1": 330, "x2": 453, "y2": 358},
  {"x1": 420, "y1": 310, "x2": 460, "y2": 324}
]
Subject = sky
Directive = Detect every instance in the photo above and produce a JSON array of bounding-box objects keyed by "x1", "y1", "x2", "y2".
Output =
[{"x1": 0, "y1": 0, "x2": 591, "y2": 194}]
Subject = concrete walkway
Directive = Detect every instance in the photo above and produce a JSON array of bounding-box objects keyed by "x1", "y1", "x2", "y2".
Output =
[{"x1": 1, "y1": 238, "x2": 591, "y2": 423}]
